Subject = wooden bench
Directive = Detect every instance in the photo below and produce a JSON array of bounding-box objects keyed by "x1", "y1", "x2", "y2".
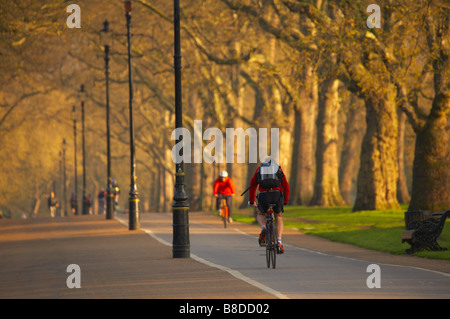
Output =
[{"x1": 401, "y1": 210, "x2": 450, "y2": 254}]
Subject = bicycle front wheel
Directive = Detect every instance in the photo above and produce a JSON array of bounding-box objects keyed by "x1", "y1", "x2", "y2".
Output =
[
  {"x1": 223, "y1": 213, "x2": 227, "y2": 228},
  {"x1": 222, "y1": 201, "x2": 227, "y2": 228}
]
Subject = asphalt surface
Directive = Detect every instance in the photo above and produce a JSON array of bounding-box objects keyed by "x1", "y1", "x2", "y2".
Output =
[
  {"x1": 116, "y1": 211, "x2": 450, "y2": 299},
  {"x1": 1, "y1": 211, "x2": 449, "y2": 299},
  {"x1": 0, "y1": 214, "x2": 273, "y2": 299}
]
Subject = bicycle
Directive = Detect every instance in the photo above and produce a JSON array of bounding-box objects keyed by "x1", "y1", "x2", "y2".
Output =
[
  {"x1": 262, "y1": 203, "x2": 278, "y2": 269},
  {"x1": 218, "y1": 194, "x2": 229, "y2": 228},
  {"x1": 98, "y1": 201, "x2": 106, "y2": 215}
]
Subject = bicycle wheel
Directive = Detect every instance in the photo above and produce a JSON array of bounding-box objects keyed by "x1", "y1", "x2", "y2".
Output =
[
  {"x1": 266, "y1": 224, "x2": 271, "y2": 268},
  {"x1": 270, "y1": 226, "x2": 276, "y2": 269},
  {"x1": 222, "y1": 199, "x2": 227, "y2": 228}
]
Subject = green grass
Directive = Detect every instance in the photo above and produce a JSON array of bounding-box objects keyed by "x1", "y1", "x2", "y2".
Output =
[{"x1": 232, "y1": 205, "x2": 450, "y2": 260}]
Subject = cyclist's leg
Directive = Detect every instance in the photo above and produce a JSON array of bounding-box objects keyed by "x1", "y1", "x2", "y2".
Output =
[
  {"x1": 225, "y1": 196, "x2": 232, "y2": 218},
  {"x1": 256, "y1": 211, "x2": 265, "y2": 228},
  {"x1": 273, "y1": 209, "x2": 284, "y2": 253},
  {"x1": 274, "y1": 212, "x2": 284, "y2": 240},
  {"x1": 256, "y1": 196, "x2": 268, "y2": 228},
  {"x1": 256, "y1": 193, "x2": 270, "y2": 216},
  {"x1": 257, "y1": 211, "x2": 266, "y2": 245},
  {"x1": 268, "y1": 192, "x2": 284, "y2": 253},
  {"x1": 256, "y1": 194, "x2": 270, "y2": 245},
  {"x1": 216, "y1": 196, "x2": 221, "y2": 215},
  {"x1": 273, "y1": 193, "x2": 284, "y2": 240}
]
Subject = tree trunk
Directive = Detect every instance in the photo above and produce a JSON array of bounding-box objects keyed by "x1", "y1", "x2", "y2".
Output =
[
  {"x1": 408, "y1": 12, "x2": 450, "y2": 211},
  {"x1": 409, "y1": 98, "x2": 450, "y2": 211},
  {"x1": 240, "y1": 72, "x2": 266, "y2": 207},
  {"x1": 32, "y1": 197, "x2": 41, "y2": 217},
  {"x1": 289, "y1": 105, "x2": 302, "y2": 204},
  {"x1": 185, "y1": 92, "x2": 203, "y2": 212},
  {"x1": 353, "y1": 92, "x2": 400, "y2": 211},
  {"x1": 396, "y1": 109, "x2": 410, "y2": 204},
  {"x1": 199, "y1": 160, "x2": 204, "y2": 211},
  {"x1": 162, "y1": 165, "x2": 167, "y2": 212},
  {"x1": 150, "y1": 167, "x2": 157, "y2": 212},
  {"x1": 155, "y1": 165, "x2": 162, "y2": 212},
  {"x1": 339, "y1": 96, "x2": 365, "y2": 205},
  {"x1": 310, "y1": 78, "x2": 345, "y2": 206},
  {"x1": 290, "y1": 65, "x2": 317, "y2": 205},
  {"x1": 267, "y1": 7, "x2": 293, "y2": 186}
]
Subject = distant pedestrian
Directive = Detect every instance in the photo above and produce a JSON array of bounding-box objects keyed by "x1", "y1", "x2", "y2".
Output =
[
  {"x1": 112, "y1": 178, "x2": 120, "y2": 205},
  {"x1": 48, "y1": 192, "x2": 59, "y2": 218},
  {"x1": 87, "y1": 195, "x2": 92, "y2": 214},
  {"x1": 98, "y1": 191, "x2": 106, "y2": 214},
  {"x1": 70, "y1": 192, "x2": 77, "y2": 215}
]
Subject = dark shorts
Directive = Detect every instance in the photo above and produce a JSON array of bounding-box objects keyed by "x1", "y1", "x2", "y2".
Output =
[{"x1": 257, "y1": 190, "x2": 284, "y2": 214}]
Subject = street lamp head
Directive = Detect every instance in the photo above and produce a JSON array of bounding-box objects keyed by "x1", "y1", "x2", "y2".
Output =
[
  {"x1": 72, "y1": 105, "x2": 78, "y2": 121},
  {"x1": 79, "y1": 84, "x2": 86, "y2": 102},
  {"x1": 100, "y1": 20, "x2": 112, "y2": 48},
  {"x1": 125, "y1": 1, "x2": 132, "y2": 13},
  {"x1": 102, "y1": 20, "x2": 109, "y2": 33}
]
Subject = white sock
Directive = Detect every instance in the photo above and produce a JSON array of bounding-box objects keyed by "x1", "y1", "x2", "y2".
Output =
[
  {"x1": 261, "y1": 225, "x2": 266, "y2": 230},
  {"x1": 277, "y1": 238, "x2": 282, "y2": 244}
]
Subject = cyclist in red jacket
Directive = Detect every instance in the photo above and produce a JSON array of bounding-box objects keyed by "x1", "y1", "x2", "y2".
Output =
[
  {"x1": 213, "y1": 171, "x2": 235, "y2": 223},
  {"x1": 248, "y1": 158, "x2": 289, "y2": 254}
]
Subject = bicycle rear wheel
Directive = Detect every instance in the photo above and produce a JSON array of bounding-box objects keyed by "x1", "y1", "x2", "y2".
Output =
[
  {"x1": 265, "y1": 224, "x2": 276, "y2": 269},
  {"x1": 266, "y1": 226, "x2": 271, "y2": 268},
  {"x1": 270, "y1": 226, "x2": 276, "y2": 269}
]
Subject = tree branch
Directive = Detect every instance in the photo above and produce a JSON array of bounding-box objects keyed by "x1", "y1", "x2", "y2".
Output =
[
  {"x1": 364, "y1": 31, "x2": 427, "y2": 132},
  {"x1": 220, "y1": 0, "x2": 314, "y2": 52},
  {"x1": 137, "y1": 0, "x2": 253, "y2": 65},
  {"x1": 0, "y1": 90, "x2": 45, "y2": 129},
  {"x1": 282, "y1": 0, "x2": 331, "y2": 27}
]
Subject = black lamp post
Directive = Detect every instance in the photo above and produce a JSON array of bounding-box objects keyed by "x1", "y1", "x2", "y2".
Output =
[
  {"x1": 72, "y1": 105, "x2": 79, "y2": 215},
  {"x1": 59, "y1": 149, "x2": 63, "y2": 216},
  {"x1": 125, "y1": 0, "x2": 140, "y2": 230},
  {"x1": 62, "y1": 139, "x2": 67, "y2": 217},
  {"x1": 101, "y1": 20, "x2": 115, "y2": 220},
  {"x1": 80, "y1": 84, "x2": 89, "y2": 215},
  {"x1": 172, "y1": 0, "x2": 190, "y2": 258}
]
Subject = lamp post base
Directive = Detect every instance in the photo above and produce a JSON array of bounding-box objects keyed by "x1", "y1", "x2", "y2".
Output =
[
  {"x1": 172, "y1": 207, "x2": 190, "y2": 258},
  {"x1": 82, "y1": 195, "x2": 89, "y2": 215},
  {"x1": 128, "y1": 193, "x2": 140, "y2": 230},
  {"x1": 106, "y1": 189, "x2": 115, "y2": 220}
]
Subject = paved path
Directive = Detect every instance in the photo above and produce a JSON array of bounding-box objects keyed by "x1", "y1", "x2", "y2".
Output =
[
  {"x1": 0, "y1": 215, "x2": 273, "y2": 299},
  {"x1": 1, "y1": 212, "x2": 449, "y2": 299},
  {"x1": 115, "y1": 211, "x2": 450, "y2": 299}
]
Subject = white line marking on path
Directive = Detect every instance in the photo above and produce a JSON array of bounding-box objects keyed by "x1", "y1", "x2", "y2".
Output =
[
  {"x1": 116, "y1": 214, "x2": 450, "y2": 297},
  {"x1": 115, "y1": 216, "x2": 289, "y2": 299}
]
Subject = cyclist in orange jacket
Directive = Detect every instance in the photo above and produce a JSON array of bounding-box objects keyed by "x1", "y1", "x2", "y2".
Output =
[
  {"x1": 248, "y1": 158, "x2": 289, "y2": 254},
  {"x1": 213, "y1": 171, "x2": 235, "y2": 223}
]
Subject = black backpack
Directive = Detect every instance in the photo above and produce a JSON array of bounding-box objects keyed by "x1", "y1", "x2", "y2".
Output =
[{"x1": 256, "y1": 162, "x2": 284, "y2": 189}]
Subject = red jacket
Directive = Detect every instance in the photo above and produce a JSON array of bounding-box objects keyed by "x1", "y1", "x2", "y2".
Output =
[
  {"x1": 248, "y1": 166, "x2": 289, "y2": 204},
  {"x1": 213, "y1": 177, "x2": 235, "y2": 196}
]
